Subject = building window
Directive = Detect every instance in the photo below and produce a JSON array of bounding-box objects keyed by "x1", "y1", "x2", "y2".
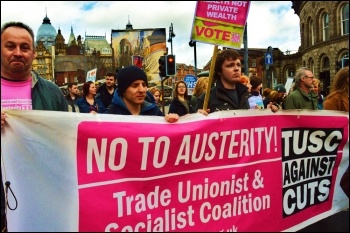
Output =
[
  {"x1": 322, "y1": 13, "x2": 329, "y2": 41},
  {"x1": 309, "y1": 20, "x2": 314, "y2": 46},
  {"x1": 309, "y1": 59, "x2": 315, "y2": 74},
  {"x1": 252, "y1": 59, "x2": 256, "y2": 68},
  {"x1": 286, "y1": 68, "x2": 294, "y2": 77},
  {"x1": 342, "y1": 3, "x2": 349, "y2": 35},
  {"x1": 322, "y1": 57, "x2": 330, "y2": 71}
]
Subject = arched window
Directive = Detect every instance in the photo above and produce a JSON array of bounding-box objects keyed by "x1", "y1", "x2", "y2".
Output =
[
  {"x1": 309, "y1": 20, "x2": 314, "y2": 46},
  {"x1": 322, "y1": 57, "x2": 330, "y2": 71},
  {"x1": 286, "y1": 67, "x2": 294, "y2": 77},
  {"x1": 339, "y1": 52, "x2": 349, "y2": 68},
  {"x1": 342, "y1": 3, "x2": 349, "y2": 35},
  {"x1": 322, "y1": 13, "x2": 329, "y2": 41},
  {"x1": 309, "y1": 59, "x2": 315, "y2": 74}
]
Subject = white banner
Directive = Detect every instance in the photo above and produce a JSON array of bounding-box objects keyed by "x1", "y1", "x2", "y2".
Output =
[
  {"x1": 1, "y1": 109, "x2": 349, "y2": 232},
  {"x1": 86, "y1": 68, "x2": 97, "y2": 82}
]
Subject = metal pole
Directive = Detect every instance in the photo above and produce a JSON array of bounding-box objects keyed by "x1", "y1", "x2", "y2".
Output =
[
  {"x1": 169, "y1": 23, "x2": 174, "y2": 55},
  {"x1": 170, "y1": 41, "x2": 173, "y2": 55},
  {"x1": 194, "y1": 42, "x2": 197, "y2": 77},
  {"x1": 244, "y1": 23, "x2": 248, "y2": 76},
  {"x1": 161, "y1": 76, "x2": 170, "y2": 113},
  {"x1": 266, "y1": 46, "x2": 273, "y2": 89},
  {"x1": 267, "y1": 68, "x2": 270, "y2": 89}
]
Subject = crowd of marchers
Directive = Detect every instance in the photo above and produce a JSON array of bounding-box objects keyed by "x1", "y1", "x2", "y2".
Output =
[{"x1": 1, "y1": 21, "x2": 349, "y2": 232}]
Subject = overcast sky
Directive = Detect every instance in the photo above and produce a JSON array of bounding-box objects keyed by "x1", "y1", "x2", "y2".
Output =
[{"x1": 1, "y1": 1, "x2": 300, "y2": 69}]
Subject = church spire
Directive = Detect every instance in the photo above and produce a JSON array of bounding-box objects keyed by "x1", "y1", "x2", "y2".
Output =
[{"x1": 126, "y1": 15, "x2": 133, "y2": 30}]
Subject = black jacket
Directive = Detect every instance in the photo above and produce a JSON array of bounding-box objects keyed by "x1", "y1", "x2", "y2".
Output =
[
  {"x1": 196, "y1": 79, "x2": 250, "y2": 112},
  {"x1": 168, "y1": 97, "x2": 194, "y2": 116},
  {"x1": 96, "y1": 83, "x2": 118, "y2": 109}
]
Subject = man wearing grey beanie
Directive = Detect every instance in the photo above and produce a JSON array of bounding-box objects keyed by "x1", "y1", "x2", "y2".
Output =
[{"x1": 107, "y1": 65, "x2": 179, "y2": 123}]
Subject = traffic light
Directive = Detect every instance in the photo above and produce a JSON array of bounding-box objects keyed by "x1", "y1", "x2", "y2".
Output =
[
  {"x1": 166, "y1": 54, "x2": 176, "y2": 76},
  {"x1": 159, "y1": 55, "x2": 166, "y2": 77}
]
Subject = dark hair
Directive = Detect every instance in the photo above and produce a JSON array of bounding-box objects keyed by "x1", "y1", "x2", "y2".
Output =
[
  {"x1": 174, "y1": 81, "x2": 188, "y2": 99},
  {"x1": 106, "y1": 72, "x2": 116, "y2": 80},
  {"x1": 82, "y1": 81, "x2": 94, "y2": 97},
  {"x1": 68, "y1": 82, "x2": 78, "y2": 89},
  {"x1": 214, "y1": 49, "x2": 241, "y2": 81},
  {"x1": 249, "y1": 75, "x2": 262, "y2": 89},
  {"x1": 1, "y1": 21, "x2": 35, "y2": 48}
]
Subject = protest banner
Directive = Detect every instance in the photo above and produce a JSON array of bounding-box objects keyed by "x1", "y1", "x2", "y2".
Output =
[
  {"x1": 1, "y1": 109, "x2": 349, "y2": 231},
  {"x1": 86, "y1": 68, "x2": 97, "y2": 82},
  {"x1": 183, "y1": 75, "x2": 197, "y2": 95},
  {"x1": 190, "y1": 1, "x2": 250, "y2": 48},
  {"x1": 190, "y1": 1, "x2": 250, "y2": 108}
]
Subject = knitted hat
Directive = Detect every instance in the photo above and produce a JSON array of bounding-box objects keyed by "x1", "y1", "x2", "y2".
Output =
[
  {"x1": 117, "y1": 65, "x2": 148, "y2": 95},
  {"x1": 274, "y1": 84, "x2": 286, "y2": 93}
]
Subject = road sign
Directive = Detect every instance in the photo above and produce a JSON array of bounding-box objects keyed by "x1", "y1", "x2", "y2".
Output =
[
  {"x1": 183, "y1": 75, "x2": 197, "y2": 95},
  {"x1": 265, "y1": 52, "x2": 273, "y2": 64}
]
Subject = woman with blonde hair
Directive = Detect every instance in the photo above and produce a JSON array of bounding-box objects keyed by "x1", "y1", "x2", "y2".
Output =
[
  {"x1": 311, "y1": 78, "x2": 324, "y2": 110},
  {"x1": 191, "y1": 76, "x2": 209, "y2": 111},
  {"x1": 149, "y1": 87, "x2": 162, "y2": 110}
]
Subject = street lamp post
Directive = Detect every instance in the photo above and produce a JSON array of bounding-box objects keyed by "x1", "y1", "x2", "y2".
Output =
[
  {"x1": 167, "y1": 23, "x2": 176, "y2": 96},
  {"x1": 189, "y1": 40, "x2": 197, "y2": 77},
  {"x1": 266, "y1": 46, "x2": 273, "y2": 89}
]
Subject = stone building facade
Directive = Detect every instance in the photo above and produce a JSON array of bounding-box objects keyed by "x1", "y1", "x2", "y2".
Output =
[{"x1": 292, "y1": 1, "x2": 349, "y2": 95}]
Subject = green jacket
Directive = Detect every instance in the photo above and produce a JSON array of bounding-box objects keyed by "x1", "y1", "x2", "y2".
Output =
[
  {"x1": 284, "y1": 87, "x2": 318, "y2": 110},
  {"x1": 31, "y1": 70, "x2": 68, "y2": 111}
]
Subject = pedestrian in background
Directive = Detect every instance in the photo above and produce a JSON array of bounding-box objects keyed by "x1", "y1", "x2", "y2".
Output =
[
  {"x1": 76, "y1": 81, "x2": 106, "y2": 113},
  {"x1": 107, "y1": 65, "x2": 179, "y2": 123},
  {"x1": 262, "y1": 87, "x2": 272, "y2": 101},
  {"x1": 311, "y1": 78, "x2": 324, "y2": 110},
  {"x1": 190, "y1": 76, "x2": 209, "y2": 112},
  {"x1": 284, "y1": 67, "x2": 318, "y2": 110},
  {"x1": 239, "y1": 74, "x2": 252, "y2": 92},
  {"x1": 1, "y1": 21, "x2": 68, "y2": 232},
  {"x1": 96, "y1": 72, "x2": 118, "y2": 109},
  {"x1": 267, "y1": 90, "x2": 284, "y2": 110},
  {"x1": 264, "y1": 84, "x2": 286, "y2": 109},
  {"x1": 66, "y1": 82, "x2": 81, "y2": 112},
  {"x1": 323, "y1": 66, "x2": 348, "y2": 112},
  {"x1": 248, "y1": 75, "x2": 264, "y2": 109},
  {"x1": 168, "y1": 81, "x2": 194, "y2": 116},
  {"x1": 148, "y1": 87, "x2": 162, "y2": 111}
]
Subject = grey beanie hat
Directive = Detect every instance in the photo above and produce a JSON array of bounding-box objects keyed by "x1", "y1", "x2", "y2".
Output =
[{"x1": 117, "y1": 65, "x2": 148, "y2": 95}]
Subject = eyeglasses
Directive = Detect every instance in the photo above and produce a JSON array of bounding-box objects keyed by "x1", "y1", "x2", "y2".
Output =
[
  {"x1": 177, "y1": 86, "x2": 186, "y2": 89},
  {"x1": 304, "y1": 75, "x2": 314, "y2": 79}
]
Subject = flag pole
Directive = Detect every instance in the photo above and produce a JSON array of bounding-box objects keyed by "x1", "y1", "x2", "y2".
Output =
[{"x1": 203, "y1": 45, "x2": 218, "y2": 110}]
